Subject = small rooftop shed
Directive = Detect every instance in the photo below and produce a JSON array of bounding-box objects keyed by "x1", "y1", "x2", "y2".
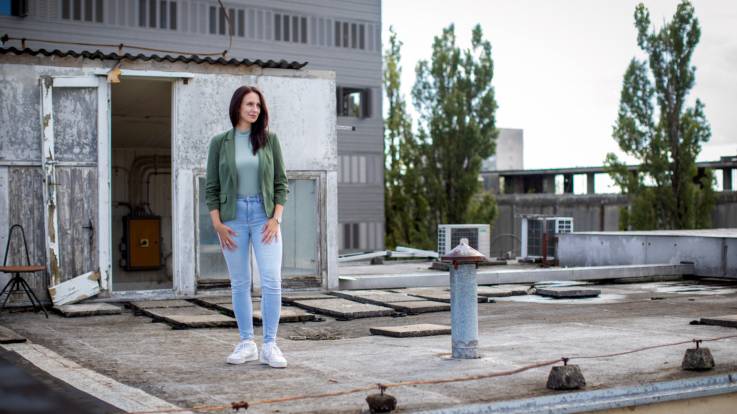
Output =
[{"x1": 0, "y1": 47, "x2": 338, "y2": 304}]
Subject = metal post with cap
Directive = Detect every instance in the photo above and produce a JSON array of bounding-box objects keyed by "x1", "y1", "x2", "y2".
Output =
[{"x1": 442, "y1": 238, "x2": 486, "y2": 359}]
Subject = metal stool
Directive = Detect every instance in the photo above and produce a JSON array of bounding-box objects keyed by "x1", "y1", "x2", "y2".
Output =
[{"x1": 0, "y1": 224, "x2": 49, "y2": 318}]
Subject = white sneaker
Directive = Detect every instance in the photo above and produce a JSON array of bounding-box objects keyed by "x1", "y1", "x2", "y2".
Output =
[
  {"x1": 259, "y1": 342, "x2": 287, "y2": 368},
  {"x1": 226, "y1": 340, "x2": 258, "y2": 364}
]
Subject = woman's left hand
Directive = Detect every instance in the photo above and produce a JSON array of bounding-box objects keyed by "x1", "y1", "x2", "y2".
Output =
[{"x1": 261, "y1": 218, "x2": 280, "y2": 244}]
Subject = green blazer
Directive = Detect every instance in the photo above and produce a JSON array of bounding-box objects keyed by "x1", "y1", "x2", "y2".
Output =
[{"x1": 205, "y1": 129, "x2": 289, "y2": 222}]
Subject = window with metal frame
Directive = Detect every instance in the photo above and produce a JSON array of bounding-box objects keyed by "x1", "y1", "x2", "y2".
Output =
[
  {"x1": 136, "y1": 0, "x2": 176, "y2": 29},
  {"x1": 60, "y1": 0, "x2": 102, "y2": 22},
  {"x1": 336, "y1": 87, "x2": 371, "y2": 118}
]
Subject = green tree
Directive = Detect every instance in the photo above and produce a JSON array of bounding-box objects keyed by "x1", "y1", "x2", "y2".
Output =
[
  {"x1": 411, "y1": 24, "x2": 498, "y2": 232},
  {"x1": 606, "y1": 0, "x2": 715, "y2": 230},
  {"x1": 383, "y1": 27, "x2": 433, "y2": 249}
]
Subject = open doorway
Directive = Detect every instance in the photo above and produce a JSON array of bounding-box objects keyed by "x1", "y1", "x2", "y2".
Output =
[{"x1": 110, "y1": 79, "x2": 173, "y2": 291}]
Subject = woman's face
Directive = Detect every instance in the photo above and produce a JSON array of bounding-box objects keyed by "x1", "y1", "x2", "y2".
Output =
[{"x1": 239, "y1": 91, "x2": 261, "y2": 125}]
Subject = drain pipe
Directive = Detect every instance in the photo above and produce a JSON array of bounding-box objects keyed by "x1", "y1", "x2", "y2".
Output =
[{"x1": 442, "y1": 238, "x2": 486, "y2": 359}]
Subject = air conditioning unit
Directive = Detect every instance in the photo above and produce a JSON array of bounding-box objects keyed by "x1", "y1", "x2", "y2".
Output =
[
  {"x1": 520, "y1": 216, "x2": 573, "y2": 259},
  {"x1": 437, "y1": 224, "x2": 490, "y2": 258}
]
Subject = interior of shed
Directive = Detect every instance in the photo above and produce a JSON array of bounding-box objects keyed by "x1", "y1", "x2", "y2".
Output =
[{"x1": 110, "y1": 78, "x2": 173, "y2": 291}]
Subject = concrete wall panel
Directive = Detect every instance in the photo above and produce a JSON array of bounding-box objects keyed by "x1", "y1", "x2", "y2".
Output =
[
  {"x1": 559, "y1": 233, "x2": 737, "y2": 278},
  {"x1": 559, "y1": 234, "x2": 647, "y2": 267},
  {"x1": 643, "y1": 236, "x2": 723, "y2": 276},
  {"x1": 173, "y1": 74, "x2": 259, "y2": 170},
  {"x1": 257, "y1": 75, "x2": 337, "y2": 171},
  {"x1": 727, "y1": 238, "x2": 737, "y2": 277}
]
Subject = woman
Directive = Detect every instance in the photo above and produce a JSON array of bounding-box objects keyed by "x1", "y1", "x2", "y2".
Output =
[{"x1": 205, "y1": 86, "x2": 289, "y2": 368}]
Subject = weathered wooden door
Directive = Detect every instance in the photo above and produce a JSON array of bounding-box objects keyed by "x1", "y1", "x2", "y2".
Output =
[{"x1": 40, "y1": 76, "x2": 111, "y2": 289}]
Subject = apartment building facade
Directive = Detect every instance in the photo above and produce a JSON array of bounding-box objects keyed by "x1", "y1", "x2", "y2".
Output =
[{"x1": 1, "y1": 0, "x2": 384, "y2": 254}]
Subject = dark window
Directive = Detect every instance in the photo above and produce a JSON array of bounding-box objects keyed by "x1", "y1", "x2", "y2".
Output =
[
  {"x1": 343, "y1": 224, "x2": 351, "y2": 249},
  {"x1": 359, "y1": 24, "x2": 365, "y2": 49},
  {"x1": 352, "y1": 224, "x2": 359, "y2": 249},
  {"x1": 337, "y1": 87, "x2": 371, "y2": 118},
  {"x1": 237, "y1": 9, "x2": 244, "y2": 37},
  {"x1": 228, "y1": 8, "x2": 235, "y2": 35},
  {"x1": 95, "y1": 0, "x2": 103, "y2": 22},
  {"x1": 148, "y1": 0, "x2": 156, "y2": 27},
  {"x1": 84, "y1": 0, "x2": 92, "y2": 21},
  {"x1": 61, "y1": 0, "x2": 70, "y2": 19},
  {"x1": 73, "y1": 0, "x2": 81, "y2": 20},
  {"x1": 301, "y1": 16, "x2": 307, "y2": 43},
  {"x1": 274, "y1": 13, "x2": 281, "y2": 41},
  {"x1": 218, "y1": 7, "x2": 225, "y2": 35},
  {"x1": 248, "y1": 9, "x2": 255, "y2": 38},
  {"x1": 351, "y1": 23, "x2": 357, "y2": 48},
  {"x1": 334, "y1": 21, "x2": 340, "y2": 47},
  {"x1": 292, "y1": 15, "x2": 298, "y2": 42},
  {"x1": 169, "y1": 1, "x2": 176, "y2": 30},
  {"x1": 342, "y1": 22, "x2": 349, "y2": 47},
  {"x1": 343, "y1": 223, "x2": 361, "y2": 249},
  {"x1": 208, "y1": 6, "x2": 216, "y2": 34},
  {"x1": 138, "y1": 0, "x2": 146, "y2": 26},
  {"x1": 160, "y1": 0, "x2": 166, "y2": 29},
  {"x1": 283, "y1": 14, "x2": 289, "y2": 41}
]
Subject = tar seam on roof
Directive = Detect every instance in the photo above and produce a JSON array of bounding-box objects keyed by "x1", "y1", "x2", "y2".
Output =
[{"x1": 0, "y1": 47, "x2": 308, "y2": 70}]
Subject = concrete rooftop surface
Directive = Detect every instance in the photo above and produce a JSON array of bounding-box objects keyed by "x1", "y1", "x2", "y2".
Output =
[{"x1": 2, "y1": 278, "x2": 737, "y2": 413}]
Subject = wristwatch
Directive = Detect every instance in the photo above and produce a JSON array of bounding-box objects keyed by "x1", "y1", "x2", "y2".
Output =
[{"x1": 275, "y1": 216, "x2": 282, "y2": 224}]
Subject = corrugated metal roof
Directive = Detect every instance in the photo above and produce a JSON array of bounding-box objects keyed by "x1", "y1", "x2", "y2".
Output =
[{"x1": 0, "y1": 47, "x2": 308, "y2": 69}]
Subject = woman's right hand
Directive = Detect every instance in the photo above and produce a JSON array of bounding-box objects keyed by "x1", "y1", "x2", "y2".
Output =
[{"x1": 215, "y1": 223, "x2": 238, "y2": 250}]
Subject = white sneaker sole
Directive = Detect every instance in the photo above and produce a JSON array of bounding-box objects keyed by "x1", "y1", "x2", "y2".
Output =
[
  {"x1": 226, "y1": 354, "x2": 258, "y2": 365},
  {"x1": 260, "y1": 356, "x2": 288, "y2": 368}
]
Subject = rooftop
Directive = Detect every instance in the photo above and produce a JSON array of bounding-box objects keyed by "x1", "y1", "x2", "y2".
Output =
[{"x1": 2, "y1": 275, "x2": 737, "y2": 413}]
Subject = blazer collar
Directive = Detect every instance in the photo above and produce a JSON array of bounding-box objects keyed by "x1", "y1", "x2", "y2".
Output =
[{"x1": 224, "y1": 128, "x2": 235, "y2": 141}]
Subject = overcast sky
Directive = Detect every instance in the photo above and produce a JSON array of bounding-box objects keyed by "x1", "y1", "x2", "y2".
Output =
[{"x1": 382, "y1": 0, "x2": 737, "y2": 170}]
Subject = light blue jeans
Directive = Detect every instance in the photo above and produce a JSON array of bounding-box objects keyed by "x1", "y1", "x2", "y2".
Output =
[{"x1": 221, "y1": 195, "x2": 282, "y2": 343}]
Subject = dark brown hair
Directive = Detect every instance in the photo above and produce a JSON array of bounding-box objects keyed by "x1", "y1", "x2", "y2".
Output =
[{"x1": 229, "y1": 86, "x2": 269, "y2": 154}]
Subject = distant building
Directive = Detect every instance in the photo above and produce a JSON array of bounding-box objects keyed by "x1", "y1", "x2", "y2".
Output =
[{"x1": 481, "y1": 128, "x2": 523, "y2": 193}]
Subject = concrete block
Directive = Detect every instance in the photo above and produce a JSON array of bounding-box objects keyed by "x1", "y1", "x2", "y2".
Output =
[
  {"x1": 192, "y1": 296, "x2": 232, "y2": 305},
  {"x1": 129, "y1": 300, "x2": 195, "y2": 311},
  {"x1": 385, "y1": 301, "x2": 450, "y2": 314},
  {"x1": 281, "y1": 292, "x2": 338, "y2": 303},
  {"x1": 477, "y1": 285, "x2": 528, "y2": 297},
  {"x1": 214, "y1": 302, "x2": 316, "y2": 324},
  {"x1": 396, "y1": 288, "x2": 486, "y2": 303},
  {"x1": 288, "y1": 326, "x2": 343, "y2": 340},
  {"x1": 54, "y1": 303, "x2": 122, "y2": 317},
  {"x1": 330, "y1": 290, "x2": 426, "y2": 305},
  {"x1": 254, "y1": 307, "x2": 316, "y2": 324},
  {"x1": 291, "y1": 299, "x2": 394, "y2": 320},
  {"x1": 369, "y1": 324, "x2": 451, "y2": 338},
  {"x1": 141, "y1": 308, "x2": 237, "y2": 329},
  {"x1": 0, "y1": 325, "x2": 26, "y2": 344},
  {"x1": 700, "y1": 315, "x2": 737, "y2": 328},
  {"x1": 536, "y1": 288, "x2": 601, "y2": 299},
  {"x1": 682, "y1": 347, "x2": 715, "y2": 371},
  {"x1": 546, "y1": 365, "x2": 586, "y2": 390}
]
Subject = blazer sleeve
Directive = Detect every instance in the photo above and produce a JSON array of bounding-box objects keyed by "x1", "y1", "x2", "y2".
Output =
[
  {"x1": 205, "y1": 136, "x2": 221, "y2": 212},
  {"x1": 271, "y1": 133, "x2": 289, "y2": 206}
]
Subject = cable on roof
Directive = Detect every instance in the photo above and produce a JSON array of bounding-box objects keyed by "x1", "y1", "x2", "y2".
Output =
[{"x1": 125, "y1": 333, "x2": 737, "y2": 413}]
